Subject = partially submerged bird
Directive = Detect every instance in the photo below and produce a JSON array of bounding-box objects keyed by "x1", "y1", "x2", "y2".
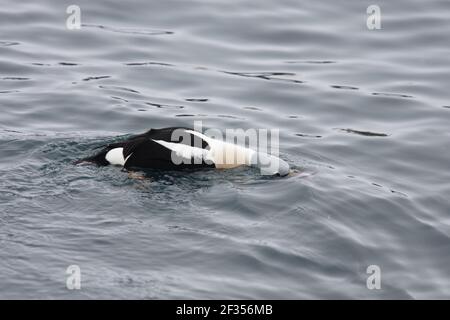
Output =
[{"x1": 77, "y1": 127, "x2": 290, "y2": 176}]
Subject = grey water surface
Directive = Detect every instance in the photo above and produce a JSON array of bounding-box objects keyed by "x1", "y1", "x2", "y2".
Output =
[{"x1": 1, "y1": 0, "x2": 450, "y2": 299}]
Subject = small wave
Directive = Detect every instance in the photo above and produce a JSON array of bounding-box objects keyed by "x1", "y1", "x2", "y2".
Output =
[
  {"x1": 82, "y1": 24, "x2": 173, "y2": 35},
  {"x1": 31, "y1": 63, "x2": 51, "y2": 66},
  {"x1": 185, "y1": 98, "x2": 208, "y2": 102},
  {"x1": 0, "y1": 40, "x2": 19, "y2": 47},
  {"x1": 125, "y1": 62, "x2": 173, "y2": 67},
  {"x1": 330, "y1": 85, "x2": 359, "y2": 90},
  {"x1": 243, "y1": 106, "x2": 262, "y2": 111},
  {"x1": 59, "y1": 62, "x2": 79, "y2": 66},
  {"x1": 145, "y1": 102, "x2": 184, "y2": 109},
  {"x1": 390, "y1": 189, "x2": 408, "y2": 197},
  {"x1": 82, "y1": 76, "x2": 111, "y2": 82},
  {"x1": 285, "y1": 60, "x2": 336, "y2": 64},
  {"x1": 175, "y1": 114, "x2": 197, "y2": 117},
  {"x1": 111, "y1": 96, "x2": 129, "y2": 103},
  {"x1": 222, "y1": 71, "x2": 295, "y2": 80},
  {"x1": 221, "y1": 70, "x2": 304, "y2": 85},
  {"x1": 99, "y1": 85, "x2": 140, "y2": 94},
  {"x1": 338, "y1": 128, "x2": 389, "y2": 137},
  {"x1": 295, "y1": 133, "x2": 322, "y2": 138},
  {"x1": 372, "y1": 92, "x2": 413, "y2": 99},
  {"x1": 367, "y1": 180, "x2": 407, "y2": 197},
  {"x1": 217, "y1": 114, "x2": 244, "y2": 119},
  {"x1": 1, "y1": 77, "x2": 30, "y2": 81}
]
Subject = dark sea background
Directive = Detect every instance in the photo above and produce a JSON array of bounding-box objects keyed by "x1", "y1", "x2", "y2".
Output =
[{"x1": 1, "y1": 0, "x2": 449, "y2": 299}]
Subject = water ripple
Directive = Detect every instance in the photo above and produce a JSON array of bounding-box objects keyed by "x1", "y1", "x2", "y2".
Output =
[
  {"x1": 0, "y1": 40, "x2": 19, "y2": 47},
  {"x1": 337, "y1": 128, "x2": 389, "y2": 137},
  {"x1": 82, "y1": 24, "x2": 174, "y2": 35}
]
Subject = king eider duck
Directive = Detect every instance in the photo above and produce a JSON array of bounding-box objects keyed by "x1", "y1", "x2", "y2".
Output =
[{"x1": 77, "y1": 127, "x2": 290, "y2": 176}]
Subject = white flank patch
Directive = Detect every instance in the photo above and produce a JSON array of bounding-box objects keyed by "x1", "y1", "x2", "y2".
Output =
[
  {"x1": 152, "y1": 139, "x2": 212, "y2": 164},
  {"x1": 105, "y1": 147, "x2": 125, "y2": 166},
  {"x1": 185, "y1": 130, "x2": 255, "y2": 168}
]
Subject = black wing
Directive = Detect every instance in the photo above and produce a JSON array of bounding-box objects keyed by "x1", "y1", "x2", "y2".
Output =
[
  {"x1": 145, "y1": 127, "x2": 209, "y2": 149},
  {"x1": 77, "y1": 127, "x2": 211, "y2": 169},
  {"x1": 123, "y1": 128, "x2": 212, "y2": 170}
]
